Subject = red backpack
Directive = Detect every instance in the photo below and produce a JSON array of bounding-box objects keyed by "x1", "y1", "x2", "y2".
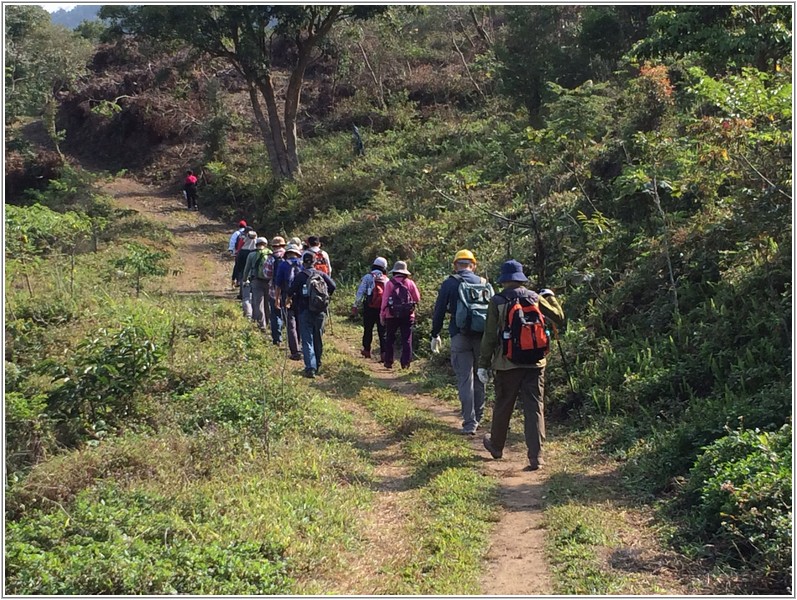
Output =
[
  {"x1": 367, "y1": 273, "x2": 386, "y2": 309},
  {"x1": 501, "y1": 296, "x2": 549, "y2": 364},
  {"x1": 312, "y1": 250, "x2": 330, "y2": 274}
]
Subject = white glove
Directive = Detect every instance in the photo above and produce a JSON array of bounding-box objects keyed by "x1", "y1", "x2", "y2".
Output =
[
  {"x1": 477, "y1": 368, "x2": 490, "y2": 385},
  {"x1": 430, "y1": 335, "x2": 442, "y2": 354}
]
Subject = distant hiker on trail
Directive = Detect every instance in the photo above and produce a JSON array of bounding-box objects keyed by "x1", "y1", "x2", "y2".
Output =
[
  {"x1": 288, "y1": 252, "x2": 337, "y2": 378},
  {"x1": 233, "y1": 228, "x2": 257, "y2": 298},
  {"x1": 262, "y1": 236, "x2": 286, "y2": 345},
  {"x1": 229, "y1": 221, "x2": 248, "y2": 256},
  {"x1": 353, "y1": 256, "x2": 388, "y2": 362},
  {"x1": 352, "y1": 124, "x2": 365, "y2": 156},
  {"x1": 274, "y1": 243, "x2": 304, "y2": 361},
  {"x1": 431, "y1": 250, "x2": 494, "y2": 435},
  {"x1": 305, "y1": 236, "x2": 331, "y2": 275},
  {"x1": 183, "y1": 170, "x2": 198, "y2": 211},
  {"x1": 380, "y1": 261, "x2": 421, "y2": 370},
  {"x1": 243, "y1": 236, "x2": 272, "y2": 332},
  {"x1": 229, "y1": 220, "x2": 248, "y2": 288},
  {"x1": 478, "y1": 260, "x2": 564, "y2": 471}
]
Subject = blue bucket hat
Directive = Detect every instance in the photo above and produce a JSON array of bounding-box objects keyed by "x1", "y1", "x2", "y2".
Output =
[{"x1": 497, "y1": 259, "x2": 529, "y2": 283}]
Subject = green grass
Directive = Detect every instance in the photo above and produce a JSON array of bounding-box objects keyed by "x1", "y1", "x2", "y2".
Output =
[{"x1": 5, "y1": 254, "x2": 381, "y2": 594}]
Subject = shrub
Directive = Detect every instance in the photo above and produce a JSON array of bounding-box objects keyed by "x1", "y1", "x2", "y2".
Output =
[
  {"x1": 47, "y1": 326, "x2": 165, "y2": 444},
  {"x1": 679, "y1": 424, "x2": 792, "y2": 590}
]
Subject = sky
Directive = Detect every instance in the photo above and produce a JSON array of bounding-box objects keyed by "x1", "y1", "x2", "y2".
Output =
[{"x1": 40, "y1": 3, "x2": 77, "y2": 13}]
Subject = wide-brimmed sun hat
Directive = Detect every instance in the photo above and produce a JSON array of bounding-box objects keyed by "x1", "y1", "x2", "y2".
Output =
[
  {"x1": 270, "y1": 236, "x2": 286, "y2": 247},
  {"x1": 497, "y1": 259, "x2": 528, "y2": 283},
  {"x1": 284, "y1": 243, "x2": 302, "y2": 256},
  {"x1": 390, "y1": 260, "x2": 411, "y2": 276},
  {"x1": 255, "y1": 237, "x2": 268, "y2": 247}
]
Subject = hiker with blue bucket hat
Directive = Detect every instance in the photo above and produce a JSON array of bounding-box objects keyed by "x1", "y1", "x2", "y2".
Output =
[{"x1": 478, "y1": 259, "x2": 564, "y2": 471}]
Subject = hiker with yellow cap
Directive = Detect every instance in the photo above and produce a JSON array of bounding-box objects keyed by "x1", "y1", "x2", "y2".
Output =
[{"x1": 431, "y1": 249, "x2": 494, "y2": 435}]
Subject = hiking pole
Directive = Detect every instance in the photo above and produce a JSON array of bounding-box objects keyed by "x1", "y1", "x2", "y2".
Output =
[
  {"x1": 326, "y1": 306, "x2": 334, "y2": 335},
  {"x1": 550, "y1": 322, "x2": 577, "y2": 396}
]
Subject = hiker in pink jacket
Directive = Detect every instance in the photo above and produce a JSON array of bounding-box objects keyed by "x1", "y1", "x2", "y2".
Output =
[{"x1": 380, "y1": 261, "x2": 421, "y2": 369}]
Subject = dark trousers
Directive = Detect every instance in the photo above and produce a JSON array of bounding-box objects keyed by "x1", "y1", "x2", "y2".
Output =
[
  {"x1": 280, "y1": 296, "x2": 301, "y2": 356},
  {"x1": 185, "y1": 188, "x2": 197, "y2": 209},
  {"x1": 490, "y1": 367, "x2": 546, "y2": 464},
  {"x1": 362, "y1": 305, "x2": 385, "y2": 353},
  {"x1": 384, "y1": 316, "x2": 413, "y2": 368},
  {"x1": 233, "y1": 249, "x2": 252, "y2": 284},
  {"x1": 268, "y1": 297, "x2": 283, "y2": 344}
]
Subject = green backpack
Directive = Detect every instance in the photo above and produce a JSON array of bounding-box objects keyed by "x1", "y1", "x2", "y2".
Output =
[{"x1": 452, "y1": 274, "x2": 494, "y2": 334}]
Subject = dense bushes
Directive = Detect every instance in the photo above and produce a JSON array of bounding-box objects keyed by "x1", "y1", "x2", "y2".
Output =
[{"x1": 678, "y1": 425, "x2": 792, "y2": 590}]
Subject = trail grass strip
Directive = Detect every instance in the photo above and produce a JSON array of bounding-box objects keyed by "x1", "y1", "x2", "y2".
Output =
[{"x1": 320, "y1": 344, "x2": 499, "y2": 595}]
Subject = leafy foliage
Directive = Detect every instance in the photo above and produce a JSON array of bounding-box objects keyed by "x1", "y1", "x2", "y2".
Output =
[
  {"x1": 112, "y1": 242, "x2": 170, "y2": 297},
  {"x1": 47, "y1": 326, "x2": 164, "y2": 444},
  {"x1": 678, "y1": 425, "x2": 792, "y2": 590},
  {"x1": 4, "y1": 5, "x2": 93, "y2": 122}
]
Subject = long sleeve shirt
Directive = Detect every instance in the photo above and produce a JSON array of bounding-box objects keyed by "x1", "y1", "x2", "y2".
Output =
[
  {"x1": 431, "y1": 269, "x2": 486, "y2": 339},
  {"x1": 274, "y1": 256, "x2": 303, "y2": 299},
  {"x1": 478, "y1": 286, "x2": 565, "y2": 371},
  {"x1": 228, "y1": 228, "x2": 245, "y2": 253},
  {"x1": 380, "y1": 275, "x2": 421, "y2": 323},
  {"x1": 263, "y1": 249, "x2": 285, "y2": 299},
  {"x1": 288, "y1": 268, "x2": 337, "y2": 314}
]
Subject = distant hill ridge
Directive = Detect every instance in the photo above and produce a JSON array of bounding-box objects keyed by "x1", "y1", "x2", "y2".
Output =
[{"x1": 50, "y1": 4, "x2": 101, "y2": 28}]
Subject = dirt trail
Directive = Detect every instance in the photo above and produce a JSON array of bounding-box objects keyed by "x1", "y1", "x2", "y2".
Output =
[
  {"x1": 105, "y1": 178, "x2": 553, "y2": 595},
  {"x1": 103, "y1": 178, "x2": 234, "y2": 296},
  {"x1": 329, "y1": 331, "x2": 554, "y2": 595}
]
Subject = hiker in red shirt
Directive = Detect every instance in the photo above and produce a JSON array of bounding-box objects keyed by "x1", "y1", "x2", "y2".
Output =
[{"x1": 183, "y1": 170, "x2": 198, "y2": 211}]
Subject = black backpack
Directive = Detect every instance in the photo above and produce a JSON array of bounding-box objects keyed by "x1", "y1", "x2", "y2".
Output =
[{"x1": 307, "y1": 272, "x2": 330, "y2": 313}]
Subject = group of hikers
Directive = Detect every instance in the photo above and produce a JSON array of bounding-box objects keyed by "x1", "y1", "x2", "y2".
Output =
[{"x1": 227, "y1": 221, "x2": 564, "y2": 472}]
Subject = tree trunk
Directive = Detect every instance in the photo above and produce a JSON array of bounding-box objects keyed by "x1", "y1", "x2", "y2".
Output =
[
  {"x1": 257, "y1": 75, "x2": 292, "y2": 179},
  {"x1": 247, "y1": 80, "x2": 284, "y2": 178},
  {"x1": 284, "y1": 61, "x2": 309, "y2": 178}
]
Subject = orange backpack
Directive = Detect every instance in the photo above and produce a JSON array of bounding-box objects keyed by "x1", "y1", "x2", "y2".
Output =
[
  {"x1": 312, "y1": 250, "x2": 330, "y2": 274},
  {"x1": 501, "y1": 296, "x2": 550, "y2": 364}
]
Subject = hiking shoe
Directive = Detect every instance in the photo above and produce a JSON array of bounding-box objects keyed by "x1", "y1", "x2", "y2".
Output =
[
  {"x1": 289, "y1": 353, "x2": 303, "y2": 361},
  {"x1": 303, "y1": 369, "x2": 316, "y2": 379},
  {"x1": 379, "y1": 352, "x2": 386, "y2": 364},
  {"x1": 400, "y1": 363, "x2": 410, "y2": 369},
  {"x1": 482, "y1": 435, "x2": 503, "y2": 459},
  {"x1": 384, "y1": 363, "x2": 393, "y2": 370},
  {"x1": 459, "y1": 429, "x2": 477, "y2": 436},
  {"x1": 361, "y1": 349, "x2": 371, "y2": 359},
  {"x1": 523, "y1": 463, "x2": 542, "y2": 472}
]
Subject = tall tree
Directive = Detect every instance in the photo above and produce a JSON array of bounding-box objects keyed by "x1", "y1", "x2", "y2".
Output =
[
  {"x1": 4, "y1": 5, "x2": 93, "y2": 124},
  {"x1": 100, "y1": 5, "x2": 384, "y2": 179}
]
